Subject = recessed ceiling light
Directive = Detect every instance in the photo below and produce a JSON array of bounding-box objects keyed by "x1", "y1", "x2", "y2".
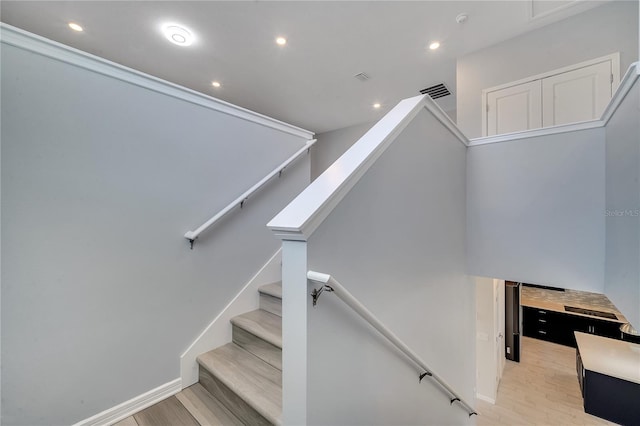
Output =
[
  {"x1": 211, "y1": 81, "x2": 221, "y2": 88},
  {"x1": 429, "y1": 41, "x2": 440, "y2": 50},
  {"x1": 162, "y1": 23, "x2": 194, "y2": 47},
  {"x1": 276, "y1": 37, "x2": 287, "y2": 46},
  {"x1": 373, "y1": 103, "x2": 381, "y2": 109},
  {"x1": 68, "y1": 22, "x2": 83, "y2": 32}
]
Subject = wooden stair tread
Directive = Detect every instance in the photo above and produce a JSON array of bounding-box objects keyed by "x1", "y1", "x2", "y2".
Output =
[
  {"x1": 176, "y1": 383, "x2": 244, "y2": 426},
  {"x1": 258, "y1": 282, "x2": 282, "y2": 299},
  {"x1": 197, "y1": 343, "x2": 282, "y2": 425},
  {"x1": 231, "y1": 309, "x2": 282, "y2": 348}
]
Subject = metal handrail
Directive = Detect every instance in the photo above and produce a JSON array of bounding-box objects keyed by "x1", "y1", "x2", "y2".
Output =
[
  {"x1": 184, "y1": 139, "x2": 316, "y2": 248},
  {"x1": 307, "y1": 270, "x2": 477, "y2": 417}
]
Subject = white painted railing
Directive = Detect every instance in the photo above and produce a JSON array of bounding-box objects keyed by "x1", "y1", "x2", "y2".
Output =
[
  {"x1": 184, "y1": 139, "x2": 316, "y2": 247},
  {"x1": 307, "y1": 270, "x2": 477, "y2": 418}
]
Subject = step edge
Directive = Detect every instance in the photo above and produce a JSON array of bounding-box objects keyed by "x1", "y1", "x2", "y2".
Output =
[
  {"x1": 230, "y1": 311, "x2": 282, "y2": 349},
  {"x1": 196, "y1": 344, "x2": 282, "y2": 425},
  {"x1": 257, "y1": 282, "x2": 282, "y2": 299},
  {"x1": 176, "y1": 384, "x2": 244, "y2": 426}
]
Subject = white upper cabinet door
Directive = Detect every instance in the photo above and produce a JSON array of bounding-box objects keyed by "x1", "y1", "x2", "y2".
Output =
[
  {"x1": 542, "y1": 60, "x2": 612, "y2": 127},
  {"x1": 486, "y1": 80, "x2": 542, "y2": 136}
]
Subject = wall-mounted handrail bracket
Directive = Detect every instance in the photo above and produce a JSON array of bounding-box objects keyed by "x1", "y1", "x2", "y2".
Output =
[
  {"x1": 311, "y1": 285, "x2": 334, "y2": 307},
  {"x1": 450, "y1": 397, "x2": 460, "y2": 405},
  {"x1": 188, "y1": 238, "x2": 196, "y2": 250},
  {"x1": 418, "y1": 371, "x2": 432, "y2": 383}
]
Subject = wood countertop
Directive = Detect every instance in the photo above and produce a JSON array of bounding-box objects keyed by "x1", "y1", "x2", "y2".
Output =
[
  {"x1": 521, "y1": 286, "x2": 627, "y2": 324},
  {"x1": 575, "y1": 332, "x2": 640, "y2": 384}
]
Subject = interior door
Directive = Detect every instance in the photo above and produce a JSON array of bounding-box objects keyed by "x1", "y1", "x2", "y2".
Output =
[
  {"x1": 486, "y1": 80, "x2": 542, "y2": 136},
  {"x1": 542, "y1": 60, "x2": 612, "y2": 127}
]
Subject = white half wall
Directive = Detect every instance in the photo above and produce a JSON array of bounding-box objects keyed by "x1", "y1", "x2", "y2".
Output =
[
  {"x1": 1, "y1": 28, "x2": 310, "y2": 425},
  {"x1": 306, "y1": 109, "x2": 474, "y2": 425},
  {"x1": 457, "y1": 0, "x2": 639, "y2": 139},
  {"x1": 467, "y1": 127, "x2": 606, "y2": 292},
  {"x1": 604, "y1": 78, "x2": 640, "y2": 328}
]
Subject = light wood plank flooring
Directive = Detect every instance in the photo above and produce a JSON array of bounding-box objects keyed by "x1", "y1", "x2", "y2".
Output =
[
  {"x1": 113, "y1": 383, "x2": 242, "y2": 426},
  {"x1": 476, "y1": 337, "x2": 617, "y2": 426}
]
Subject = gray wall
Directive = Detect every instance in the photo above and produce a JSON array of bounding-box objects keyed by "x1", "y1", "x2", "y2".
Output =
[
  {"x1": 311, "y1": 121, "x2": 373, "y2": 180},
  {"x1": 312, "y1": 109, "x2": 456, "y2": 181},
  {"x1": 306, "y1": 110, "x2": 474, "y2": 425},
  {"x1": 604, "y1": 80, "x2": 640, "y2": 328},
  {"x1": 457, "y1": 1, "x2": 639, "y2": 139},
  {"x1": 467, "y1": 128, "x2": 606, "y2": 293},
  {"x1": 1, "y1": 42, "x2": 310, "y2": 424}
]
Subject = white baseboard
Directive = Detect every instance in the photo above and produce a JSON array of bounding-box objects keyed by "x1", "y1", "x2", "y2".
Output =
[
  {"x1": 476, "y1": 393, "x2": 496, "y2": 405},
  {"x1": 180, "y1": 248, "x2": 282, "y2": 387},
  {"x1": 72, "y1": 378, "x2": 181, "y2": 426}
]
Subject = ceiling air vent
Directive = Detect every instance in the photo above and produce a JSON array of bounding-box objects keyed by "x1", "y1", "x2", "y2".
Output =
[
  {"x1": 353, "y1": 72, "x2": 371, "y2": 82},
  {"x1": 420, "y1": 83, "x2": 451, "y2": 99}
]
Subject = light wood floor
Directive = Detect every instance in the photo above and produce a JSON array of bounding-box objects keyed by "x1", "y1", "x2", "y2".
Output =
[
  {"x1": 113, "y1": 383, "x2": 241, "y2": 426},
  {"x1": 116, "y1": 337, "x2": 617, "y2": 425},
  {"x1": 476, "y1": 337, "x2": 617, "y2": 426}
]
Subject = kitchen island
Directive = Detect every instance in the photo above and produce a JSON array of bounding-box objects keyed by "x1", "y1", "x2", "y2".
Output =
[{"x1": 575, "y1": 332, "x2": 640, "y2": 425}]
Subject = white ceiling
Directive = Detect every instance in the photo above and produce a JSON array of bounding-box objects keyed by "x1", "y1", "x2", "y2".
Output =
[{"x1": 0, "y1": 1, "x2": 609, "y2": 133}]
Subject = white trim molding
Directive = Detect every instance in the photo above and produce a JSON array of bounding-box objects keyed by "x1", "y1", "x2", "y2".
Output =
[
  {"x1": 0, "y1": 23, "x2": 314, "y2": 140},
  {"x1": 476, "y1": 393, "x2": 496, "y2": 405},
  {"x1": 469, "y1": 119, "x2": 604, "y2": 147},
  {"x1": 601, "y1": 61, "x2": 639, "y2": 125},
  {"x1": 72, "y1": 378, "x2": 181, "y2": 426},
  {"x1": 471, "y1": 62, "x2": 638, "y2": 147}
]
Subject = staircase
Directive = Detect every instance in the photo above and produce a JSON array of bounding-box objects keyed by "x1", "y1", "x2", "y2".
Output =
[
  {"x1": 195, "y1": 282, "x2": 283, "y2": 425},
  {"x1": 119, "y1": 282, "x2": 283, "y2": 426}
]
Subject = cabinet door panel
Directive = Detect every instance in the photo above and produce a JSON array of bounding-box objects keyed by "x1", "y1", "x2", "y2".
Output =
[
  {"x1": 486, "y1": 80, "x2": 542, "y2": 136},
  {"x1": 542, "y1": 61, "x2": 611, "y2": 127}
]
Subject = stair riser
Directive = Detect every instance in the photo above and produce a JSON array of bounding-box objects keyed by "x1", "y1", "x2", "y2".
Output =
[
  {"x1": 199, "y1": 365, "x2": 273, "y2": 426},
  {"x1": 259, "y1": 293, "x2": 282, "y2": 317},
  {"x1": 232, "y1": 325, "x2": 282, "y2": 370}
]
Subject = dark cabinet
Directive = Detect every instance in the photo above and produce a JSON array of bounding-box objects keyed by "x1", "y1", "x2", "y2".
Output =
[
  {"x1": 523, "y1": 306, "x2": 622, "y2": 347},
  {"x1": 573, "y1": 317, "x2": 621, "y2": 340},
  {"x1": 576, "y1": 347, "x2": 640, "y2": 425}
]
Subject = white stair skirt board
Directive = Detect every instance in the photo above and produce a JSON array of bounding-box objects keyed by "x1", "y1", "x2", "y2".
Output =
[
  {"x1": 476, "y1": 393, "x2": 496, "y2": 405},
  {"x1": 72, "y1": 378, "x2": 181, "y2": 426},
  {"x1": 180, "y1": 249, "x2": 282, "y2": 387}
]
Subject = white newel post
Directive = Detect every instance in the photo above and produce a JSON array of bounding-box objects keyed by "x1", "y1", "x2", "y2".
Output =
[{"x1": 280, "y1": 239, "x2": 308, "y2": 425}]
